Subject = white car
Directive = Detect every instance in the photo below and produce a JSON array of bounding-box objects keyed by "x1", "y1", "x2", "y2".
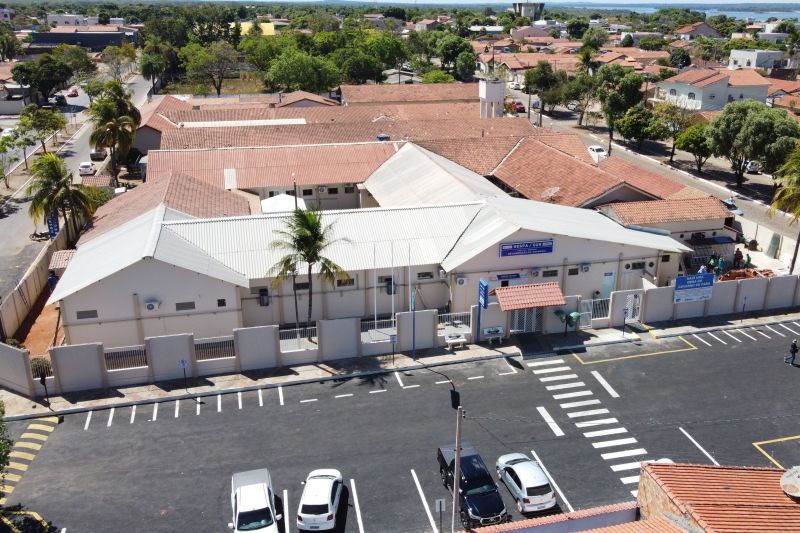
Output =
[
  {"x1": 509, "y1": 82, "x2": 521, "y2": 90},
  {"x1": 296, "y1": 469, "x2": 343, "y2": 531},
  {"x1": 745, "y1": 160, "x2": 760, "y2": 173},
  {"x1": 588, "y1": 145, "x2": 607, "y2": 158},
  {"x1": 78, "y1": 161, "x2": 95, "y2": 175},
  {"x1": 496, "y1": 453, "x2": 557, "y2": 513},
  {"x1": 229, "y1": 469, "x2": 281, "y2": 533}
]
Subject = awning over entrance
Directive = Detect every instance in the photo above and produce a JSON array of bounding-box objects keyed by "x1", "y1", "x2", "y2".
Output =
[{"x1": 489, "y1": 282, "x2": 566, "y2": 312}]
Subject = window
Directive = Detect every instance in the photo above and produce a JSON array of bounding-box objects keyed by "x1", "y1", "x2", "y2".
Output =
[
  {"x1": 327, "y1": 187, "x2": 339, "y2": 195},
  {"x1": 76, "y1": 310, "x2": 98, "y2": 320},
  {"x1": 568, "y1": 267, "x2": 580, "y2": 276},
  {"x1": 176, "y1": 301, "x2": 196, "y2": 311},
  {"x1": 746, "y1": 59, "x2": 751, "y2": 66},
  {"x1": 217, "y1": 299, "x2": 226, "y2": 307},
  {"x1": 732, "y1": 59, "x2": 738, "y2": 66},
  {"x1": 268, "y1": 191, "x2": 276, "y2": 198},
  {"x1": 336, "y1": 278, "x2": 355, "y2": 287},
  {"x1": 631, "y1": 261, "x2": 646, "y2": 270},
  {"x1": 669, "y1": 88, "x2": 677, "y2": 96},
  {"x1": 709, "y1": 94, "x2": 716, "y2": 99},
  {"x1": 344, "y1": 186, "x2": 355, "y2": 194},
  {"x1": 302, "y1": 189, "x2": 313, "y2": 196},
  {"x1": 294, "y1": 281, "x2": 310, "y2": 291},
  {"x1": 285, "y1": 190, "x2": 295, "y2": 196},
  {"x1": 258, "y1": 288, "x2": 270, "y2": 307},
  {"x1": 417, "y1": 272, "x2": 434, "y2": 280},
  {"x1": 542, "y1": 269, "x2": 558, "y2": 278},
  {"x1": 688, "y1": 92, "x2": 695, "y2": 100},
  {"x1": 662, "y1": 255, "x2": 671, "y2": 263}
]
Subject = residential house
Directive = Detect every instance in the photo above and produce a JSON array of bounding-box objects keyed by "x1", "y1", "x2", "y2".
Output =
[
  {"x1": 758, "y1": 32, "x2": 790, "y2": 44},
  {"x1": 0, "y1": 8, "x2": 13, "y2": 22},
  {"x1": 478, "y1": 52, "x2": 580, "y2": 82},
  {"x1": 618, "y1": 32, "x2": 664, "y2": 46},
  {"x1": 674, "y1": 21, "x2": 720, "y2": 41},
  {"x1": 729, "y1": 49, "x2": 787, "y2": 70},
  {"x1": 767, "y1": 77, "x2": 800, "y2": 106},
  {"x1": 469, "y1": 25, "x2": 505, "y2": 35},
  {"x1": 414, "y1": 19, "x2": 439, "y2": 32},
  {"x1": 655, "y1": 67, "x2": 770, "y2": 110},
  {"x1": 510, "y1": 25, "x2": 550, "y2": 40}
]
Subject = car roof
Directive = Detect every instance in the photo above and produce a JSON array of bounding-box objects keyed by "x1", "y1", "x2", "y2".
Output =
[
  {"x1": 303, "y1": 469, "x2": 340, "y2": 505},
  {"x1": 232, "y1": 469, "x2": 272, "y2": 513},
  {"x1": 511, "y1": 460, "x2": 549, "y2": 487}
]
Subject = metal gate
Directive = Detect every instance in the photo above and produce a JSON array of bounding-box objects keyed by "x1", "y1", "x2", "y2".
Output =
[
  {"x1": 624, "y1": 293, "x2": 642, "y2": 323},
  {"x1": 579, "y1": 300, "x2": 593, "y2": 328},
  {"x1": 510, "y1": 308, "x2": 543, "y2": 333}
]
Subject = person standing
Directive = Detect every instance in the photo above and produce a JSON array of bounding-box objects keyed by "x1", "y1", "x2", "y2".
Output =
[{"x1": 786, "y1": 339, "x2": 798, "y2": 365}]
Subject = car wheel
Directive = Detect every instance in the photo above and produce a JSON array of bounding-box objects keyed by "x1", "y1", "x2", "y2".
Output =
[
  {"x1": 460, "y1": 510, "x2": 471, "y2": 531},
  {"x1": 516, "y1": 500, "x2": 523, "y2": 513}
]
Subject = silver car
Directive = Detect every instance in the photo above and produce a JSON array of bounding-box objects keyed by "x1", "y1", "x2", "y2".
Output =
[
  {"x1": 496, "y1": 453, "x2": 557, "y2": 513},
  {"x1": 229, "y1": 468, "x2": 281, "y2": 532}
]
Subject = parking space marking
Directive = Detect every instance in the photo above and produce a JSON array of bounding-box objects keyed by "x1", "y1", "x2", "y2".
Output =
[
  {"x1": 630, "y1": 490, "x2": 638, "y2": 498},
  {"x1": 723, "y1": 330, "x2": 741, "y2": 343},
  {"x1": 567, "y1": 408, "x2": 610, "y2": 418},
  {"x1": 196, "y1": 398, "x2": 201, "y2": 416},
  {"x1": 546, "y1": 381, "x2": 585, "y2": 391},
  {"x1": 300, "y1": 398, "x2": 318, "y2": 403},
  {"x1": 539, "y1": 374, "x2": 579, "y2": 382},
  {"x1": 369, "y1": 389, "x2": 387, "y2": 394},
  {"x1": 591, "y1": 371, "x2": 620, "y2": 398},
  {"x1": 258, "y1": 388, "x2": 263, "y2": 407},
  {"x1": 780, "y1": 323, "x2": 800, "y2": 335},
  {"x1": 753, "y1": 434, "x2": 800, "y2": 468},
  {"x1": 350, "y1": 479, "x2": 365, "y2": 533},
  {"x1": 620, "y1": 475, "x2": 640, "y2": 485},
  {"x1": 106, "y1": 408, "x2": 114, "y2": 427},
  {"x1": 238, "y1": 392, "x2": 242, "y2": 410},
  {"x1": 174, "y1": 400, "x2": 180, "y2": 418},
  {"x1": 435, "y1": 380, "x2": 452, "y2": 385},
  {"x1": 394, "y1": 371, "x2": 406, "y2": 388},
  {"x1": 404, "y1": 384, "x2": 421, "y2": 389},
  {"x1": 766, "y1": 325, "x2": 786, "y2": 337},
  {"x1": 527, "y1": 359, "x2": 565, "y2": 367},
  {"x1": 84, "y1": 411, "x2": 92, "y2": 431},
  {"x1": 552, "y1": 390, "x2": 593, "y2": 400},
  {"x1": 468, "y1": 375, "x2": 485, "y2": 380},
  {"x1": 502, "y1": 356, "x2": 518, "y2": 374},
  {"x1": 410, "y1": 469, "x2": 439, "y2": 533},
  {"x1": 27, "y1": 424, "x2": 54, "y2": 433},
  {"x1": 560, "y1": 399, "x2": 601, "y2": 409},
  {"x1": 217, "y1": 394, "x2": 222, "y2": 412},
  {"x1": 152, "y1": 403, "x2": 158, "y2": 422},
  {"x1": 15, "y1": 442, "x2": 41, "y2": 451},
  {"x1": 571, "y1": 336, "x2": 696, "y2": 364},
  {"x1": 592, "y1": 438, "x2": 639, "y2": 449},
  {"x1": 575, "y1": 418, "x2": 618, "y2": 428},
  {"x1": 692, "y1": 334, "x2": 711, "y2": 346},
  {"x1": 283, "y1": 490, "x2": 290, "y2": 533},
  {"x1": 536, "y1": 406, "x2": 565, "y2": 437},
  {"x1": 611, "y1": 461, "x2": 643, "y2": 472},
  {"x1": 279, "y1": 386, "x2": 284, "y2": 406},
  {"x1": 130, "y1": 405, "x2": 136, "y2": 424},
  {"x1": 706, "y1": 332, "x2": 726, "y2": 345},
  {"x1": 737, "y1": 328, "x2": 757, "y2": 341},
  {"x1": 793, "y1": 321, "x2": 800, "y2": 330},
  {"x1": 754, "y1": 328, "x2": 770, "y2": 338},
  {"x1": 9, "y1": 451, "x2": 34, "y2": 461},
  {"x1": 8, "y1": 462, "x2": 28, "y2": 472},
  {"x1": 532, "y1": 366, "x2": 572, "y2": 374},
  {"x1": 679, "y1": 427, "x2": 719, "y2": 465},
  {"x1": 600, "y1": 448, "x2": 648, "y2": 460},
  {"x1": 335, "y1": 394, "x2": 353, "y2": 398},
  {"x1": 531, "y1": 448, "x2": 574, "y2": 513},
  {"x1": 583, "y1": 427, "x2": 628, "y2": 438}
]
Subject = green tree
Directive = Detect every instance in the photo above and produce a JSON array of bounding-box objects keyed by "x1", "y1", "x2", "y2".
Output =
[
  {"x1": 143, "y1": 35, "x2": 178, "y2": 82},
  {"x1": 525, "y1": 60, "x2": 559, "y2": 126},
  {"x1": 369, "y1": 32, "x2": 407, "y2": 70},
  {"x1": 637, "y1": 36, "x2": 667, "y2": 51},
  {"x1": 11, "y1": 54, "x2": 72, "y2": 101},
  {"x1": 270, "y1": 208, "x2": 349, "y2": 326},
  {"x1": 140, "y1": 53, "x2": 167, "y2": 90},
  {"x1": 89, "y1": 99, "x2": 136, "y2": 184},
  {"x1": 621, "y1": 34, "x2": 634, "y2": 47},
  {"x1": 421, "y1": 70, "x2": 455, "y2": 83},
  {"x1": 669, "y1": 48, "x2": 691, "y2": 68},
  {"x1": 102, "y1": 45, "x2": 127, "y2": 81},
  {"x1": 99, "y1": 80, "x2": 141, "y2": 125},
  {"x1": 708, "y1": 100, "x2": 800, "y2": 187},
  {"x1": 51, "y1": 44, "x2": 96, "y2": 77},
  {"x1": 455, "y1": 50, "x2": 476, "y2": 81},
  {"x1": 653, "y1": 101, "x2": 691, "y2": 162},
  {"x1": 769, "y1": 145, "x2": 800, "y2": 272},
  {"x1": 616, "y1": 105, "x2": 665, "y2": 150},
  {"x1": 27, "y1": 154, "x2": 95, "y2": 245},
  {"x1": 576, "y1": 46, "x2": 599, "y2": 74},
  {"x1": 19, "y1": 104, "x2": 66, "y2": 154},
  {"x1": 0, "y1": 401, "x2": 11, "y2": 492},
  {"x1": 267, "y1": 50, "x2": 340, "y2": 93},
  {"x1": 566, "y1": 18, "x2": 589, "y2": 39},
  {"x1": 0, "y1": 134, "x2": 18, "y2": 187},
  {"x1": 563, "y1": 71, "x2": 596, "y2": 126},
  {"x1": 675, "y1": 123, "x2": 712, "y2": 172},
  {"x1": 596, "y1": 64, "x2": 644, "y2": 151},
  {"x1": 180, "y1": 41, "x2": 239, "y2": 96},
  {"x1": 98, "y1": 11, "x2": 110, "y2": 25},
  {"x1": 239, "y1": 35, "x2": 281, "y2": 72},
  {"x1": 436, "y1": 34, "x2": 472, "y2": 71},
  {"x1": 582, "y1": 27, "x2": 609, "y2": 50},
  {"x1": 0, "y1": 28, "x2": 21, "y2": 61},
  {"x1": 342, "y1": 51, "x2": 384, "y2": 84}
]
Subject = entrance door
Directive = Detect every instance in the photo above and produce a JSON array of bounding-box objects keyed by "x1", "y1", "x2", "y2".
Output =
[{"x1": 510, "y1": 308, "x2": 543, "y2": 333}]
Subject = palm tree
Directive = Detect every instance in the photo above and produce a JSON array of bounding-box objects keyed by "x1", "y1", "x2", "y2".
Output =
[
  {"x1": 99, "y1": 80, "x2": 141, "y2": 125},
  {"x1": 770, "y1": 145, "x2": 800, "y2": 273},
  {"x1": 140, "y1": 53, "x2": 167, "y2": 91},
  {"x1": 269, "y1": 208, "x2": 350, "y2": 327},
  {"x1": 89, "y1": 98, "x2": 136, "y2": 185},
  {"x1": 27, "y1": 154, "x2": 95, "y2": 245}
]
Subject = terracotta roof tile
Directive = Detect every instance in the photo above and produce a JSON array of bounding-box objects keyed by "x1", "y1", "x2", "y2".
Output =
[
  {"x1": 490, "y1": 282, "x2": 566, "y2": 311},
  {"x1": 584, "y1": 515, "x2": 685, "y2": 533},
  {"x1": 456, "y1": 502, "x2": 638, "y2": 533},
  {"x1": 720, "y1": 68, "x2": 772, "y2": 87},
  {"x1": 598, "y1": 157, "x2": 689, "y2": 199},
  {"x1": 49, "y1": 250, "x2": 76, "y2": 270},
  {"x1": 675, "y1": 21, "x2": 716, "y2": 35},
  {"x1": 416, "y1": 136, "x2": 526, "y2": 175},
  {"x1": 532, "y1": 131, "x2": 595, "y2": 164},
  {"x1": 80, "y1": 172, "x2": 250, "y2": 243},
  {"x1": 49, "y1": 25, "x2": 125, "y2": 33},
  {"x1": 603, "y1": 197, "x2": 730, "y2": 225},
  {"x1": 665, "y1": 68, "x2": 728, "y2": 88},
  {"x1": 767, "y1": 77, "x2": 800, "y2": 96},
  {"x1": 490, "y1": 52, "x2": 581, "y2": 73},
  {"x1": 339, "y1": 83, "x2": 478, "y2": 104},
  {"x1": 138, "y1": 95, "x2": 190, "y2": 132},
  {"x1": 79, "y1": 175, "x2": 114, "y2": 188},
  {"x1": 669, "y1": 39, "x2": 693, "y2": 49},
  {"x1": 276, "y1": 90, "x2": 338, "y2": 107}
]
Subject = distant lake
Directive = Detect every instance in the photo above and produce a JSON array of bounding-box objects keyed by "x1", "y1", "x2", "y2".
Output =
[{"x1": 549, "y1": 3, "x2": 800, "y2": 21}]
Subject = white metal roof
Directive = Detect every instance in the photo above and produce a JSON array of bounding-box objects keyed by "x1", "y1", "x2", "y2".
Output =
[
  {"x1": 363, "y1": 143, "x2": 508, "y2": 207},
  {"x1": 260, "y1": 193, "x2": 306, "y2": 214}
]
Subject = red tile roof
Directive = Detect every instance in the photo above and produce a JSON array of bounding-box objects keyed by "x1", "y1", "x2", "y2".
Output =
[
  {"x1": 79, "y1": 175, "x2": 115, "y2": 188},
  {"x1": 339, "y1": 83, "x2": 478, "y2": 104},
  {"x1": 138, "y1": 95, "x2": 190, "y2": 133},
  {"x1": 598, "y1": 157, "x2": 691, "y2": 199},
  {"x1": 49, "y1": 250, "x2": 76, "y2": 270},
  {"x1": 669, "y1": 39, "x2": 693, "y2": 49},
  {"x1": 276, "y1": 90, "x2": 338, "y2": 107},
  {"x1": 721, "y1": 67, "x2": 772, "y2": 87},
  {"x1": 416, "y1": 136, "x2": 525, "y2": 175},
  {"x1": 584, "y1": 516, "x2": 684, "y2": 533},
  {"x1": 767, "y1": 77, "x2": 800, "y2": 96},
  {"x1": 602, "y1": 197, "x2": 729, "y2": 225},
  {"x1": 533, "y1": 132, "x2": 596, "y2": 164},
  {"x1": 674, "y1": 21, "x2": 717, "y2": 35},
  {"x1": 457, "y1": 502, "x2": 638, "y2": 532},
  {"x1": 487, "y1": 52, "x2": 581, "y2": 73},
  {"x1": 489, "y1": 282, "x2": 566, "y2": 311},
  {"x1": 665, "y1": 68, "x2": 729, "y2": 88},
  {"x1": 49, "y1": 24, "x2": 125, "y2": 33},
  {"x1": 80, "y1": 171, "x2": 251, "y2": 243}
]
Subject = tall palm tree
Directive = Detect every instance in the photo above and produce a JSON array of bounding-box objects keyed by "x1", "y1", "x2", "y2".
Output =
[
  {"x1": 99, "y1": 80, "x2": 141, "y2": 126},
  {"x1": 27, "y1": 154, "x2": 95, "y2": 245},
  {"x1": 89, "y1": 98, "x2": 136, "y2": 185},
  {"x1": 269, "y1": 208, "x2": 350, "y2": 327},
  {"x1": 770, "y1": 145, "x2": 800, "y2": 273},
  {"x1": 140, "y1": 53, "x2": 167, "y2": 90}
]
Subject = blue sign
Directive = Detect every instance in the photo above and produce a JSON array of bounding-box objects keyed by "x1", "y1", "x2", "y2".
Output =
[
  {"x1": 495, "y1": 273, "x2": 520, "y2": 280},
  {"x1": 478, "y1": 278, "x2": 489, "y2": 309},
  {"x1": 46, "y1": 210, "x2": 59, "y2": 240},
  {"x1": 500, "y1": 239, "x2": 554, "y2": 257},
  {"x1": 674, "y1": 273, "x2": 715, "y2": 303}
]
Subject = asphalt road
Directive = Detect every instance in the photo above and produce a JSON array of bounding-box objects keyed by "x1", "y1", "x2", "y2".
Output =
[{"x1": 6, "y1": 317, "x2": 800, "y2": 532}]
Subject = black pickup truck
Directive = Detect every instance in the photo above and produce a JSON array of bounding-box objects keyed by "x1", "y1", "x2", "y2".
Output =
[{"x1": 437, "y1": 442, "x2": 508, "y2": 529}]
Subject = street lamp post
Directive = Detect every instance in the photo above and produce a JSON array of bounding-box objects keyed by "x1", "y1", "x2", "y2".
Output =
[{"x1": 451, "y1": 405, "x2": 463, "y2": 533}]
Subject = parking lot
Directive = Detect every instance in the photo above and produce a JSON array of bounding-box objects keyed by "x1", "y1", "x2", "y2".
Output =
[{"x1": 5, "y1": 319, "x2": 800, "y2": 532}]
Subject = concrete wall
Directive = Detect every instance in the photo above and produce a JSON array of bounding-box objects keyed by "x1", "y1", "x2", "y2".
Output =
[
  {"x1": 706, "y1": 280, "x2": 738, "y2": 316},
  {"x1": 0, "y1": 342, "x2": 33, "y2": 396},
  {"x1": 643, "y1": 286, "x2": 675, "y2": 323},
  {"x1": 132, "y1": 126, "x2": 162, "y2": 155},
  {"x1": 737, "y1": 277, "x2": 769, "y2": 312},
  {"x1": 106, "y1": 367, "x2": 150, "y2": 388},
  {"x1": 318, "y1": 318, "x2": 360, "y2": 360},
  {"x1": 396, "y1": 310, "x2": 436, "y2": 352},
  {"x1": 50, "y1": 342, "x2": 106, "y2": 393},
  {"x1": 470, "y1": 302, "x2": 508, "y2": 340},
  {"x1": 197, "y1": 357, "x2": 237, "y2": 377},
  {"x1": 147, "y1": 333, "x2": 193, "y2": 382},
  {"x1": 543, "y1": 295, "x2": 579, "y2": 334},
  {"x1": 235, "y1": 325, "x2": 280, "y2": 371}
]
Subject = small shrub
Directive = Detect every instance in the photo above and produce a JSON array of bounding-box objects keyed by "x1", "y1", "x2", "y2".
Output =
[{"x1": 30, "y1": 357, "x2": 52, "y2": 379}]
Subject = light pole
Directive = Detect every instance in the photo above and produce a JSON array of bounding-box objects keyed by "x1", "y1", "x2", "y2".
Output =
[{"x1": 451, "y1": 405, "x2": 463, "y2": 533}]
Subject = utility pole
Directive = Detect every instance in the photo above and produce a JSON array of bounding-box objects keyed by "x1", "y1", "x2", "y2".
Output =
[{"x1": 451, "y1": 405, "x2": 463, "y2": 533}]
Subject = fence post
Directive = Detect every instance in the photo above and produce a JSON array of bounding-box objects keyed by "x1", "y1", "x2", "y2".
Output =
[
  {"x1": 233, "y1": 332, "x2": 242, "y2": 373},
  {"x1": 315, "y1": 320, "x2": 323, "y2": 364},
  {"x1": 97, "y1": 343, "x2": 109, "y2": 388},
  {"x1": 188, "y1": 334, "x2": 198, "y2": 378},
  {"x1": 145, "y1": 338, "x2": 155, "y2": 384}
]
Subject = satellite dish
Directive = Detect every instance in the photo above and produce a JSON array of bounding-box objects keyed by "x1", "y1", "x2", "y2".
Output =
[{"x1": 781, "y1": 466, "x2": 800, "y2": 498}]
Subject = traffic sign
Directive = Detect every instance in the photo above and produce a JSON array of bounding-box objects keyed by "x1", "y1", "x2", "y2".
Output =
[
  {"x1": 435, "y1": 498, "x2": 446, "y2": 512},
  {"x1": 179, "y1": 358, "x2": 189, "y2": 369},
  {"x1": 390, "y1": 334, "x2": 397, "y2": 345},
  {"x1": 478, "y1": 278, "x2": 488, "y2": 309}
]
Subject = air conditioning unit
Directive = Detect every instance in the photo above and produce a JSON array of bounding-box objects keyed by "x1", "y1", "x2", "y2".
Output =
[
  {"x1": 456, "y1": 277, "x2": 467, "y2": 286},
  {"x1": 144, "y1": 299, "x2": 161, "y2": 311},
  {"x1": 318, "y1": 186, "x2": 326, "y2": 193},
  {"x1": 438, "y1": 268, "x2": 447, "y2": 279},
  {"x1": 581, "y1": 263, "x2": 591, "y2": 273},
  {"x1": 531, "y1": 267, "x2": 540, "y2": 277}
]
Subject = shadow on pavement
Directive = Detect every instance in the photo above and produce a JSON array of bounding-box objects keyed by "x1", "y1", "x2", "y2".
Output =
[{"x1": 0, "y1": 504, "x2": 61, "y2": 533}]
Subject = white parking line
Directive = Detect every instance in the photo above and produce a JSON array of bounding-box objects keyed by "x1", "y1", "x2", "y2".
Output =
[
  {"x1": 780, "y1": 323, "x2": 800, "y2": 335},
  {"x1": 502, "y1": 356, "x2": 518, "y2": 374},
  {"x1": 560, "y1": 399, "x2": 601, "y2": 409},
  {"x1": 335, "y1": 393, "x2": 354, "y2": 398},
  {"x1": 527, "y1": 358, "x2": 565, "y2": 367},
  {"x1": 754, "y1": 328, "x2": 770, "y2": 338},
  {"x1": 737, "y1": 328, "x2": 757, "y2": 341},
  {"x1": 692, "y1": 334, "x2": 712, "y2": 346},
  {"x1": 546, "y1": 382, "x2": 585, "y2": 391},
  {"x1": 531, "y1": 448, "x2": 574, "y2": 513},
  {"x1": 793, "y1": 321, "x2": 800, "y2": 330},
  {"x1": 592, "y1": 437, "x2": 639, "y2": 449},
  {"x1": 539, "y1": 374, "x2": 579, "y2": 382},
  {"x1": 584, "y1": 427, "x2": 628, "y2": 438},
  {"x1": 84, "y1": 411, "x2": 92, "y2": 431},
  {"x1": 552, "y1": 390, "x2": 593, "y2": 400},
  {"x1": 591, "y1": 371, "x2": 620, "y2": 398},
  {"x1": 107, "y1": 408, "x2": 114, "y2": 427},
  {"x1": 283, "y1": 490, "x2": 290, "y2": 533},
  {"x1": 706, "y1": 332, "x2": 727, "y2": 345},
  {"x1": 532, "y1": 366, "x2": 572, "y2": 374},
  {"x1": 278, "y1": 386, "x2": 284, "y2": 406},
  {"x1": 679, "y1": 427, "x2": 719, "y2": 465},
  {"x1": 536, "y1": 406, "x2": 565, "y2": 437},
  {"x1": 152, "y1": 403, "x2": 158, "y2": 421},
  {"x1": 435, "y1": 380, "x2": 451, "y2": 385},
  {"x1": 630, "y1": 490, "x2": 638, "y2": 498},
  {"x1": 620, "y1": 475, "x2": 640, "y2": 485},
  {"x1": 575, "y1": 418, "x2": 618, "y2": 428},
  {"x1": 130, "y1": 405, "x2": 136, "y2": 424},
  {"x1": 723, "y1": 330, "x2": 741, "y2": 343},
  {"x1": 350, "y1": 479, "x2": 365, "y2": 533},
  {"x1": 468, "y1": 376, "x2": 484, "y2": 380},
  {"x1": 600, "y1": 448, "x2": 648, "y2": 460},
  {"x1": 258, "y1": 388, "x2": 263, "y2": 407},
  {"x1": 369, "y1": 389, "x2": 387, "y2": 394},
  {"x1": 567, "y1": 408, "x2": 610, "y2": 418},
  {"x1": 300, "y1": 398, "x2": 318, "y2": 403},
  {"x1": 611, "y1": 461, "x2": 643, "y2": 472},
  {"x1": 404, "y1": 384, "x2": 421, "y2": 389},
  {"x1": 238, "y1": 392, "x2": 242, "y2": 409},
  {"x1": 410, "y1": 469, "x2": 438, "y2": 533},
  {"x1": 196, "y1": 398, "x2": 201, "y2": 416},
  {"x1": 766, "y1": 325, "x2": 786, "y2": 337},
  {"x1": 394, "y1": 371, "x2": 406, "y2": 388},
  {"x1": 217, "y1": 394, "x2": 222, "y2": 412},
  {"x1": 173, "y1": 400, "x2": 179, "y2": 418}
]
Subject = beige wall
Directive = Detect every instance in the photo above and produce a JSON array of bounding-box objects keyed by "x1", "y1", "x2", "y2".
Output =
[
  {"x1": 50, "y1": 342, "x2": 106, "y2": 393},
  {"x1": 396, "y1": 310, "x2": 436, "y2": 352},
  {"x1": 250, "y1": 184, "x2": 360, "y2": 210},
  {"x1": 147, "y1": 333, "x2": 193, "y2": 382},
  {"x1": 0, "y1": 342, "x2": 33, "y2": 396},
  {"x1": 133, "y1": 126, "x2": 162, "y2": 155},
  {"x1": 318, "y1": 318, "x2": 360, "y2": 360},
  {"x1": 235, "y1": 325, "x2": 280, "y2": 370}
]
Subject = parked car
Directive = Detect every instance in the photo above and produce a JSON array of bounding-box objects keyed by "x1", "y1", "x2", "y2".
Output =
[
  {"x1": 296, "y1": 469, "x2": 343, "y2": 531},
  {"x1": 437, "y1": 442, "x2": 508, "y2": 529},
  {"x1": 67, "y1": 88, "x2": 79, "y2": 98},
  {"x1": 228, "y1": 469, "x2": 281, "y2": 533},
  {"x1": 745, "y1": 160, "x2": 760, "y2": 173},
  {"x1": 722, "y1": 197, "x2": 743, "y2": 216},
  {"x1": 512, "y1": 101, "x2": 525, "y2": 113},
  {"x1": 509, "y1": 81, "x2": 521, "y2": 90},
  {"x1": 89, "y1": 148, "x2": 107, "y2": 161},
  {"x1": 53, "y1": 94, "x2": 67, "y2": 106},
  {"x1": 566, "y1": 101, "x2": 580, "y2": 112},
  {"x1": 78, "y1": 161, "x2": 95, "y2": 176},
  {"x1": 588, "y1": 145, "x2": 608, "y2": 159},
  {"x1": 1, "y1": 127, "x2": 15, "y2": 138},
  {"x1": 496, "y1": 453, "x2": 557, "y2": 513}
]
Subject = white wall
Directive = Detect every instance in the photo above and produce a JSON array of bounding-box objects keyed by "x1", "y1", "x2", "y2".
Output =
[
  {"x1": 318, "y1": 318, "x2": 360, "y2": 360},
  {"x1": 251, "y1": 184, "x2": 360, "y2": 210},
  {"x1": 147, "y1": 333, "x2": 193, "y2": 382},
  {"x1": 235, "y1": 325, "x2": 280, "y2": 370},
  {"x1": 0, "y1": 342, "x2": 33, "y2": 396},
  {"x1": 50, "y1": 342, "x2": 106, "y2": 393}
]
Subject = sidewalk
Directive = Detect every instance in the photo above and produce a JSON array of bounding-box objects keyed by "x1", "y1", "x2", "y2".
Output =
[{"x1": 3, "y1": 309, "x2": 800, "y2": 420}]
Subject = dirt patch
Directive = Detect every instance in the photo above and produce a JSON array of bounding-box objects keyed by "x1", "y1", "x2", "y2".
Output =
[{"x1": 14, "y1": 287, "x2": 62, "y2": 357}]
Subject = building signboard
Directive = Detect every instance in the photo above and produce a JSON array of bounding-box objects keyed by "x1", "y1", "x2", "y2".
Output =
[
  {"x1": 674, "y1": 273, "x2": 715, "y2": 303},
  {"x1": 499, "y1": 239, "x2": 554, "y2": 257}
]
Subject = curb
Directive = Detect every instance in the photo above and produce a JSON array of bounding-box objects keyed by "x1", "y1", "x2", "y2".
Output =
[{"x1": 651, "y1": 316, "x2": 800, "y2": 340}]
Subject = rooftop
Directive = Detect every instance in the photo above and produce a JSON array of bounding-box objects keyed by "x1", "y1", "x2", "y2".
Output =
[
  {"x1": 662, "y1": 68, "x2": 728, "y2": 88},
  {"x1": 490, "y1": 282, "x2": 566, "y2": 311},
  {"x1": 601, "y1": 197, "x2": 731, "y2": 225},
  {"x1": 719, "y1": 67, "x2": 772, "y2": 87},
  {"x1": 339, "y1": 83, "x2": 478, "y2": 104},
  {"x1": 675, "y1": 21, "x2": 717, "y2": 34}
]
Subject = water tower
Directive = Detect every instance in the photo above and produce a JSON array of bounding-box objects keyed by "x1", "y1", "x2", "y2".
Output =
[{"x1": 513, "y1": 2, "x2": 545, "y2": 21}]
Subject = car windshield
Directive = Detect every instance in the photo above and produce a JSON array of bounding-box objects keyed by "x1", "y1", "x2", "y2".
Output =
[
  {"x1": 236, "y1": 507, "x2": 274, "y2": 530},
  {"x1": 465, "y1": 481, "x2": 496, "y2": 496},
  {"x1": 301, "y1": 504, "x2": 329, "y2": 515},
  {"x1": 527, "y1": 484, "x2": 552, "y2": 497}
]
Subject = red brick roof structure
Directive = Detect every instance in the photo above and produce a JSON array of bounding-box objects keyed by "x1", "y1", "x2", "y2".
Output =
[
  {"x1": 601, "y1": 197, "x2": 730, "y2": 225},
  {"x1": 489, "y1": 282, "x2": 566, "y2": 311}
]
